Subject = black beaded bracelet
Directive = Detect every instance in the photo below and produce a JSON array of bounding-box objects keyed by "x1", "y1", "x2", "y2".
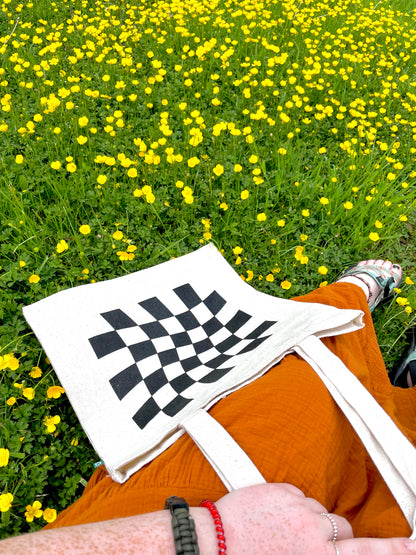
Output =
[{"x1": 164, "y1": 496, "x2": 200, "y2": 555}]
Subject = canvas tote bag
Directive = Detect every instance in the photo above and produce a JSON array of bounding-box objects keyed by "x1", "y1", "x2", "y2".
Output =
[{"x1": 23, "y1": 244, "x2": 416, "y2": 537}]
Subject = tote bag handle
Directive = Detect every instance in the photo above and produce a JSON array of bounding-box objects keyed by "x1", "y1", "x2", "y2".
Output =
[{"x1": 295, "y1": 335, "x2": 416, "y2": 537}]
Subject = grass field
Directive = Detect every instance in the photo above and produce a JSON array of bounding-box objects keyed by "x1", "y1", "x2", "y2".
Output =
[{"x1": 1, "y1": 0, "x2": 416, "y2": 539}]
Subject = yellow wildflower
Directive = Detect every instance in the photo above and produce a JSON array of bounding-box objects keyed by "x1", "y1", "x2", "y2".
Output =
[
  {"x1": 97, "y1": 175, "x2": 107, "y2": 185},
  {"x1": 78, "y1": 116, "x2": 89, "y2": 127},
  {"x1": 25, "y1": 501, "x2": 43, "y2": 523},
  {"x1": 0, "y1": 493, "x2": 13, "y2": 513},
  {"x1": 0, "y1": 449, "x2": 10, "y2": 467},
  {"x1": 213, "y1": 164, "x2": 224, "y2": 176},
  {"x1": 66, "y1": 162, "x2": 77, "y2": 173},
  {"x1": 187, "y1": 157, "x2": 200, "y2": 168},
  {"x1": 23, "y1": 388, "x2": 35, "y2": 400},
  {"x1": 30, "y1": 366, "x2": 42, "y2": 378},
  {"x1": 0, "y1": 354, "x2": 19, "y2": 371},
  {"x1": 56, "y1": 239, "x2": 69, "y2": 253},
  {"x1": 79, "y1": 224, "x2": 91, "y2": 235},
  {"x1": 47, "y1": 386, "x2": 65, "y2": 399},
  {"x1": 44, "y1": 415, "x2": 61, "y2": 433},
  {"x1": 43, "y1": 508, "x2": 57, "y2": 523}
]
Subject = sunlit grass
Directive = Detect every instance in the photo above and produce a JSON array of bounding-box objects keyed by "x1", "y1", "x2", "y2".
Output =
[{"x1": 0, "y1": 0, "x2": 416, "y2": 538}]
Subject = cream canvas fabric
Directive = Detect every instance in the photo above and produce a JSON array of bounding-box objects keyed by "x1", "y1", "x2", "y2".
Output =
[{"x1": 23, "y1": 244, "x2": 364, "y2": 484}]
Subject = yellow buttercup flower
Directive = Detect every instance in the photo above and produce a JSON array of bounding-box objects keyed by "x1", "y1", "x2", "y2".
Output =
[
  {"x1": 0, "y1": 448, "x2": 10, "y2": 467},
  {"x1": 56, "y1": 239, "x2": 69, "y2": 253},
  {"x1": 66, "y1": 162, "x2": 77, "y2": 173},
  {"x1": 78, "y1": 116, "x2": 89, "y2": 127},
  {"x1": 0, "y1": 493, "x2": 13, "y2": 513},
  {"x1": 97, "y1": 175, "x2": 107, "y2": 185},
  {"x1": 213, "y1": 164, "x2": 224, "y2": 176},
  {"x1": 44, "y1": 415, "x2": 61, "y2": 434},
  {"x1": 25, "y1": 501, "x2": 43, "y2": 523},
  {"x1": 30, "y1": 366, "x2": 42, "y2": 378},
  {"x1": 127, "y1": 168, "x2": 138, "y2": 178},
  {"x1": 281, "y1": 280, "x2": 292, "y2": 290},
  {"x1": 23, "y1": 388, "x2": 35, "y2": 400},
  {"x1": 43, "y1": 508, "x2": 57, "y2": 523},
  {"x1": 79, "y1": 224, "x2": 91, "y2": 235},
  {"x1": 187, "y1": 157, "x2": 200, "y2": 168},
  {"x1": 47, "y1": 386, "x2": 65, "y2": 399}
]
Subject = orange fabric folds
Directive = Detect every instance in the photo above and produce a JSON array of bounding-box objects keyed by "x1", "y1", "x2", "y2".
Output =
[{"x1": 45, "y1": 282, "x2": 416, "y2": 538}]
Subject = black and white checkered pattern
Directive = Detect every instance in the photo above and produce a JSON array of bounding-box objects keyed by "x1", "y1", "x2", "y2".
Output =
[{"x1": 88, "y1": 284, "x2": 277, "y2": 429}]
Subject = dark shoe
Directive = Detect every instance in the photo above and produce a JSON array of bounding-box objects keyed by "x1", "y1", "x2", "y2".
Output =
[{"x1": 391, "y1": 326, "x2": 416, "y2": 388}]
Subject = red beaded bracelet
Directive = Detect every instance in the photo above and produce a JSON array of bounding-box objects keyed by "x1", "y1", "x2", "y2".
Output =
[{"x1": 200, "y1": 499, "x2": 227, "y2": 554}]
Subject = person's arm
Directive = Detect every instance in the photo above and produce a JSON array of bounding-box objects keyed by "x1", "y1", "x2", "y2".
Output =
[
  {"x1": 0, "y1": 483, "x2": 415, "y2": 554},
  {"x1": 0, "y1": 507, "x2": 218, "y2": 555}
]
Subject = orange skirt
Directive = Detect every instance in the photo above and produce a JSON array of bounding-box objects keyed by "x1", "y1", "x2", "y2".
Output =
[{"x1": 45, "y1": 282, "x2": 416, "y2": 538}]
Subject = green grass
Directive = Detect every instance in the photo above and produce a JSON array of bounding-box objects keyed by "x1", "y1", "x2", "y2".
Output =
[{"x1": 1, "y1": 0, "x2": 416, "y2": 539}]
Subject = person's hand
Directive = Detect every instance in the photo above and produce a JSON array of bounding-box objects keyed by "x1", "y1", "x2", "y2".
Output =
[{"x1": 215, "y1": 483, "x2": 415, "y2": 555}]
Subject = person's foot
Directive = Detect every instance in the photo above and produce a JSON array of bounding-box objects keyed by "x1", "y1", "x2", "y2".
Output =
[{"x1": 337, "y1": 259, "x2": 402, "y2": 312}]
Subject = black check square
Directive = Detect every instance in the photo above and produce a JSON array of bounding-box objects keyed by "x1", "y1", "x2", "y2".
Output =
[{"x1": 88, "y1": 284, "x2": 278, "y2": 429}]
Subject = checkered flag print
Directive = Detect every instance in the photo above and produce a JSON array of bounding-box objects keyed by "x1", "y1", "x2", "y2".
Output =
[{"x1": 88, "y1": 284, "x2": 277, "y2": 429}]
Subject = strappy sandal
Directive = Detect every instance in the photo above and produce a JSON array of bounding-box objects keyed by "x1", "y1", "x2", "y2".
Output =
[
  {"x1": 338, "y1": 262, "x2": 402, "y2": 313},
  {"x1": 391, "y1": 326, "x2": 416, "y2": 388}
]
